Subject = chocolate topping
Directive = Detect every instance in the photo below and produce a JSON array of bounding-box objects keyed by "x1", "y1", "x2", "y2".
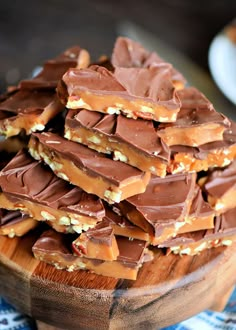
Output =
[
  {"x1": 157, "y1": 87, "x2": 230, "y2": 147},
  {"x1": 121, "y1": 172, "x2": 196, "y2": 236},
  {"x1": 78, "y1": 220, "x2": 114, "y2": 246},
  {"x1": 159, "y1": 207, "x2": 236, "y2": 248},
  {"x1": 0, "y1": 90, "x2": 58, "y2": 115},
  {"x1": 171, "y1": 120, "x2": 236, "y2": 160},
  {"x1": 0, "y1": 209, "x2": 28, "y2": 226},
  {"x1": 189, "y1": 187, "x2": 214, "y2": 218},
  {"x1": 66, "y1": 109, "x2": 169, "y2": 161},
  {"x1": 162, "y1": 87, "x2": 229, "y2": 128},
  {"x1": 32, "y1": 229, "x2": 77, "y2": 261},
  {"x1": 0, "y1": 149, "x2": 104, "y2": 218},
  {"x1": 31, "y1": 132, "x2": 147, "y2": 186},
  {"x1": 116, "y1": 236, "x2": 147, "y2": 266},
  {"x1": 203, "y1": 161, "x2": 236, "y2": 198},
  {"x1": 19, "y1": 46, "x2": 90, "y2": 90},
  {"x1": 113, "y1": 65, "x2": 179, "y2": 109},
  {"x1": 33, "y1": 228, "x2": 147, "y2": 268},
  {"x1": 57, "y1": 64, "x2": 180, "y2": 115},
  {"x1": 111, "y1": 37, "x2": 186, "y2": 86}
]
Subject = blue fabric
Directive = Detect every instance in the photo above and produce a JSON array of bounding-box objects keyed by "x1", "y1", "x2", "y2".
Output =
[{"x1": 1, "y1": 288, "x2": 236, "y2": 330}]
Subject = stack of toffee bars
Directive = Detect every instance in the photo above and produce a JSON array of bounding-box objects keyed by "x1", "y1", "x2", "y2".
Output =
[{"x1": 0, "y1": 37, "x2": 236, "y2": 280}]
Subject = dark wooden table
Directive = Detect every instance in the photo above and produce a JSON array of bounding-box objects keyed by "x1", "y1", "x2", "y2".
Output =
[{"x1": 0, "y1": 0, "x2": 236, "y2": 91}]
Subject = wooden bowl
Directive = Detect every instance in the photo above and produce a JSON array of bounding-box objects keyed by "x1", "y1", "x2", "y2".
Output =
[{"x1": 0, "y1": 229, "x2": 236, "y2": 330}]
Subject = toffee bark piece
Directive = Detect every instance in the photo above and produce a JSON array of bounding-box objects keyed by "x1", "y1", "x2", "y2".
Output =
[
  {"x1": 111, "y1": 36, "x2": 186, "y2": 90},
  {"x1": 72, "y1": 220, "x2": 119, "y2": 261},
  {"x1": 28, "y1": 132, "x2": 150, "y2": 204},
  {"x1": 117, "y1": 185, "x2": 214, "y2": 245},
  {"x1": 0, "y1": 90, "x2": 64, "y2": 137},
  {"x1": 32, "y1": 229, "x2": 151, "y2": 280},
  {"x1": 119, "y1": 172, "x2": 197, "y2": 245},
  {"x1": 57, "y1": 64, "x2": 181, "y2": 122},
  {"x1": 0, "y1": 209, "x2": 38, "y2": 237},
  {"x1": 169, "y1": 120, "x2": 236, "y2": 174},
  {"x1": 0, "y1": 150, "x2": 105, "y2": 232},
  {"x1": 65, "y1": 109, "x2": 169, "y2": 176},
  {"x1": 183, "y1": 187, "x2": 215, "y2": 231},
  {"x1": 104, "y1": 206, "x2": 150, "y2": 241},
  {"x1": 202, "y1": 161, "x2": 236, "y2": 213},
  {"x1": 157, "y1": 87, "x2": 230, "y2": 147},
  {"x1": 159, "y1": 208, "x2": 236, "y2": 255},
  {"x1": 19, "y1": 46, "x2": 90, "y2": 90}
]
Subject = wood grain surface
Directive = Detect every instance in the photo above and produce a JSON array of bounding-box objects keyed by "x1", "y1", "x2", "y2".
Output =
[{"x1": 0, "y1": 228, "x2": 236, "y2": 330}]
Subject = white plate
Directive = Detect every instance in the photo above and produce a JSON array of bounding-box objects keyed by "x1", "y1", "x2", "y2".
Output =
[{"x1": 208, "y1": 27, "x2": 236, "y2": 105}]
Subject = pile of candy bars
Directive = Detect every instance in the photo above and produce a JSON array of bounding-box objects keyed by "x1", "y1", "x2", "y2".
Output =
[{"x1": 0, "y1": 37, "x2": 236, "y2": 280}]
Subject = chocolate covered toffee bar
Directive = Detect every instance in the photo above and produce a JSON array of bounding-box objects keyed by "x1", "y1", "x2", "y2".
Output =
[
  {"x1": 169, "y1": 120, "x2": 236, "y2": 174},
  {"x1": 57, "y1": 63, "x2": 181, "y2": 122},
  {"x1": 159, "y1": 207, "x2": 236, "y2": 255},
  {"x1": 201, "y1": 160, "x2": 236, "y2": 213},
  {"x1": 119, "y1": 172, "x2": 197, "y2": 245},
  {"x1": 0, "y1": 209, "x2": 38, "y2": 237},
  {"x1": 111, "y1": 36, "x2": 186, "y2": 90},
  {"x1": 0, "y1": 149, "x2": 105, "y2": 232},
  {"x1": 65, "y1": 109, "x2": 169, "y2": 176},
  {"x1": 72, "y1": 220, "x2": 119, "y2": 261},
  {"x1": 19, "y1": 46, "x2": 90, "y2": 90},
  {"x1": 32, "y1": 229, "x2": 152, "y2": 280},
  {"x1": 157, "y1": 87, "x2": 230, "y2": 147},
  {"x1": 0, "y1": 90, "x2": 64, "y2": 137},
  {"x1": 28, "y1": 132, "x2": 150, "y2": 203}
]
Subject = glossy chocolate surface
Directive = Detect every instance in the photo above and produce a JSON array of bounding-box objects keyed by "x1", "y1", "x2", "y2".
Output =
[
  {"x1": 159, "y1": 207, "x2": 236, "y2": 247},
  {"x1": 203, "y1": 160, "x2": 236, "y2": 198},
  {"x1": 0, "y1": 90, "x2": 58, "y2": 115},
  {"x1": 20, "y1": 46, "x2": 90, "y2": 90},
  {"x1": 122, "y1": 172, "x2": 196, "y2": 235},
  {"x1": 0, "y1": 149, "x2": 105, "y2": 218},
  {"x1": 66, "y1": 109, "x2": 169, "y2": 161},
  {"x1": 33, "y1": 229, "x2": 147, "y2": 267},
  {"x1": 159, "y1": 87, "x2": 229, "y2": 130},
  {"x1": 31, "y1": 132, "x2": 147, "y2": 186},
  {"x1": 170, "y1": 120, "x2": 236, "y2": 160},
  {"x1": 58, "y1": 64, "x2": 180, "y2": 111},
  {"x1": 111, "y1": 37, "x2": 186, "y2": 85},
  {"x1": 0, "y1": 209, "x2": 28, "y2": 226}
]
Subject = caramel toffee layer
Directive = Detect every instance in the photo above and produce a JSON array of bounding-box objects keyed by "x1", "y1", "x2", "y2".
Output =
[
  {"x1": 169, "y1": 120, "x2": 236, "y2": 174},
  {"x1": 29, "y1": 132, "x2": 150, "y2": 203},
  {"x1": 0, "y1": 90, "x2": 64, "y2": 137},
  {"x1": 111, "y1": 36, "x2": 186, "y2": 89},
  {"x1": 57, "y1": 64, "x2": 181, "y2": 122},
  {"x1": 159, "y1": 207, "x2": 236, "y2": 255},
  {"x1": 72, "y1": 220, "x2": 119, "y2": 261},
  {"x1": 20, "y1": 46, "x2": 90, "y2": 90},
  {"x1": 157, "y1": 87, "x2": 230, "y2": 147},
  {"x1": 32, "y1": 229, "x2": 151, "y2": 280},
  {"x1": 202, "y1": 160, "x2": 236, "y2": 213},
  {"x1": 0, "y1": 209, "x2": 38, "y2": 237},
  {"x1": 65, "y1": 109, "x2": 169, "y2": 176},
  {"x1": 0, "y1": 149, "x2": 105, "y2": 228},
  {"x1": 119, "y1": 172, "x2": 197, "y2": 241}
]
